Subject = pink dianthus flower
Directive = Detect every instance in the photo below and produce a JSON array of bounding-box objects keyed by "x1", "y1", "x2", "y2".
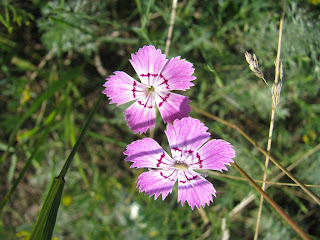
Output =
[
  {"x1": 124, "y1": 117, "x2": 235, "y2": 209},
  {"x1": 102, "y1": 45, "x2": 196, "y2": 134}
]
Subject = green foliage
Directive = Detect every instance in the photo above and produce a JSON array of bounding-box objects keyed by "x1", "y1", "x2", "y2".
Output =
[
  {"x1": 0, "y1": 1, "x2": 34, "y2": 33},
  {"x1": 1, "y1": 0, "x2": 319, "y2": 239},
  {"x1": 37, "y1": 1, "x2": 98, "y2": 56}
]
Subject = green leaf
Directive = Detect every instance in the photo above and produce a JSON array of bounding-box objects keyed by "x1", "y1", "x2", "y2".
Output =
[
  {"x1": 29, "y1": 177, "x2": 65, "y2": 240},
  {"x1": 29, "y1": 95, "x2": 103, "y2": 238}
]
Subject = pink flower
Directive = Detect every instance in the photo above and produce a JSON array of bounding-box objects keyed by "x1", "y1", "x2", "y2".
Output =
[
  {"x1": 102, "y1": 45, "x2": 196, "y2": 134},
  {"x1": 124, "y1": 117, "x2": 235, "y2": 210}
]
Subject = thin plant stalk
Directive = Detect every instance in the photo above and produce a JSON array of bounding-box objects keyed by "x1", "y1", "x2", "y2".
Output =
[
  {"x1": 30, "y1": 95, "x2": 103, "y2": 239},
  {"x1": 272, "y1": 143, "x2": 320, "y2": 184},
  {"x1": 254, "y1": 1, "x2": 286, "y2": 239},
  {"x1": 229, "y1": 141, "x2": 320, "y2": 218},
  {"x1": 232, "y1": 162, "x2": 311, "y2": 240},
  {"x1": 191, "y1": 105, "x2": 320, "y2": 206},
  {"x1": 165, "y1": 0, "x2": 178, "y2": 56}
]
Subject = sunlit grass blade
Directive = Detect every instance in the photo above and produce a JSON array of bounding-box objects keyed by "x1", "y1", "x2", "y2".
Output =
[
  {"x1": 29, "y1": 177, "x2": 65, "y2": 240},
  {"x1": 29, "y1": 95, "x2": 102, "y2": 239}
]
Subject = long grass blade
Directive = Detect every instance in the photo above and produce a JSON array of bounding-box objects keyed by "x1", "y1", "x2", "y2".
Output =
[
  {"x1": 29, "y1": 177, "x2": 65, "y2": 240},
  {"x1": 29, "y1": 95, "x2": 103, "y2": 239}
]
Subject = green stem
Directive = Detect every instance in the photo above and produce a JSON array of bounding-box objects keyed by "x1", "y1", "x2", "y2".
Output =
[
  {"x1": 29, "y1": 177, "x2": 65, "y2": 240},
  {"x1": 59, "y1": 94, "x2": 103, "y2": 179},
  {"x1": 29, "y1": 95, "x2": 103, "y2": 239}
]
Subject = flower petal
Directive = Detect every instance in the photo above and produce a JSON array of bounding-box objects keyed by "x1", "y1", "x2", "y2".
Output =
[
  {"x1": 102, "y1": 71, "x2": 146, "y2": 106},
  {"x1": 124, "y1": 97, "x2": 156, "y2": 134},
  {"x1": 129, "y1": 45, "x2": 167, "y2": 86},
  {"x1": 137, "y1": 169, "x2": 177, "y2": 200},
  {"x1": 165, "y1": 117, "x2": 211, "y2": 160},
  {"x1": 177, "y1": 170, "x2": 216, "y2": 210},
  {"x1": 124, "y1": 138, "x2": 174, "y2": 169},
  {"x1": 156, "y1": 92, "x2": 191, "y2": 124},
  {"x1": 191, "y1": 139, "x2": 235, "y2": 171},
  {"x1": 153, "y1": 56, "x2": 196, "y2": 91}
]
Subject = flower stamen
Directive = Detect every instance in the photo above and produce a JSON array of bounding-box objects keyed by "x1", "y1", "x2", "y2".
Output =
[{"x1": 174, "y1": 161, "x2": 189, "y2": 171}]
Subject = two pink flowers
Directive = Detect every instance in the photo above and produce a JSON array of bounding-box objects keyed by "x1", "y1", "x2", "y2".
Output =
[{"x1": 103, "y1": 45, "x2": 235, "y2": 209}]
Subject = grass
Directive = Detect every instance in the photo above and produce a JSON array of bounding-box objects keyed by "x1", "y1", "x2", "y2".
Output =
[{"x1": 1, "y1": 0, "x2": 320, "y2": 239}]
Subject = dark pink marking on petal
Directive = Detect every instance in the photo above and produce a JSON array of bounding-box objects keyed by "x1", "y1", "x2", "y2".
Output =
[
  {"x1": 189, "y1": 152, "x2": 203, "y2": 168},
  {"x1": 137, "y1": 100, "x2": 153, "y2": 109},
  {"x1": 140, "y1": 73, "x2": 159, "y2": 77},
  {"x1": 160, "y1": 170, "x2": 176, "y2": 181},
  {"x1": 172, "y1": 147, "x2": 182, "y2": 157},
  {"x1": 158, "y1": 93, "x2": 171, "y2": 107},
  {"x1": 132, "y1": 81, "x2": 137, "y2": 98},
  {"x1": 187, "y1": 150, "x2": 194, "y2": 154},
  {"x1": 158, "y1": 74, "x2": 170, "y2": 89},
  {"x1": 172, "y1": 147, "x2": 182, "y2": 152},
  {"x1": 140, "y1": 73, "x2": 160, "y2": 87},
  {"x1": 156, "y1": 152, "x2": 169, "y2": 167},
  {"x1": 179, "y1": 172, "x2": 199, "y2": 184},
  {"x1": 196, "y1": 153, "x2": 203, "y2": 168}
]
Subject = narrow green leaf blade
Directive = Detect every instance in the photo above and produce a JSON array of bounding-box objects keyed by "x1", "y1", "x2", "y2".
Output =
[{"x1": 30, "y1": 177, "x2": 65, "y2": 240}]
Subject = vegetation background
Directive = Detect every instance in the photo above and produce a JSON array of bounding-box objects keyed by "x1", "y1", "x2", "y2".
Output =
[{"x1": 0, "y1": 0, "x2": 319, "y2": 239}]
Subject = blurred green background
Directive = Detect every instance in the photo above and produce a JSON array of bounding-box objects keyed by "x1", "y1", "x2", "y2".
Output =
[{"x1": 1, "y1": 0, "x2": 319, "y2": 239}]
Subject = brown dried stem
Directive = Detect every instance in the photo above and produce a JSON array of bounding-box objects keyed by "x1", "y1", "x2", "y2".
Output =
[
  {"x1": 232, "y1": 162, "x2": 311, "y2": 240},
  {"x1": 191, "y1": 105, "x2": 320, "y2": 206}
]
